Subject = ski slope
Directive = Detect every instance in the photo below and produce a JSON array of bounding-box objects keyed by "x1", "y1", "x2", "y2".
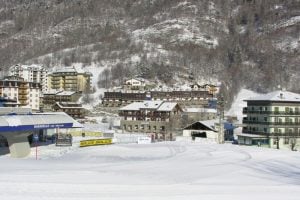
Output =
[{"x1": 0, "y1": 141, "x2": 300, "y2": 200}]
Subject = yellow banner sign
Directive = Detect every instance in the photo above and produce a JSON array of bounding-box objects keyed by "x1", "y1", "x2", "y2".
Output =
[
  {"x1": 80, "y1": 138, "x2": 113, "y2": 147},
  {"x1": 70, "y1": 131, "x2": 103, "y2": 137}
]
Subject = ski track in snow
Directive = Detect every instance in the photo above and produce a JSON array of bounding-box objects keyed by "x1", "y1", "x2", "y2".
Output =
[{"x1": 0, "y1": 142, "x2": 300, "y2": 200}]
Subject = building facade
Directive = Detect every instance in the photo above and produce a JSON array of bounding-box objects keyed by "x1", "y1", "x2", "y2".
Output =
[
  {"x1": 119, "y1": 101, "x2": 183, "y2": 141},
  {"x1": 182, "y1": 120, "x2": 218, "y2": 141},
  {"x1": 48, "y1": 67, "x2": 92, "y2": 92},
  {"x1": 103, "y1": 90, "x2": 213, "y2": 107},
  {"x1": 239, "y1": 91, "x2": 300, "y2": 150},
  {"x1": 0, "y1": 76, "x2": 41, "y2": 110},
  {"x1": 53, "y1": 102, "x2": 86, "y2": 119},
  {"x1": 41, "y1": 90, "x2": 82, "y2": 111},
  {"x1": 123, "y1": 78, "x2": 146, "y2": 91},
  {"x1": 9, "y1": 64, "x2": 48, "y2": 92}
]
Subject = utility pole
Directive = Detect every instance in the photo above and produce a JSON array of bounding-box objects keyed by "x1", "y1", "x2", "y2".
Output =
[{"x1": 218, "y1": 96, "x2": 224, "y2": 144}]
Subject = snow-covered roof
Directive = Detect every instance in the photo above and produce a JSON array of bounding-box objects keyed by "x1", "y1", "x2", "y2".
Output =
[
  {"x1": 157, "y1": 102, "x2": 178, "y2": 111},
  {"x1": 0, "y1": 107, "x2": 32, "y2": 115},
  {"x1": 120, "y1": 101, "x2": 179, "y2": 111},
  {"x1": 184, "y1": 108, "x2": 217, "y2": 113},
  {"x1": 200, "y1": 119, "x2": 219, "y2": 131},
  {"x1": 11, "y1": 64, "x2": 45, "y2": 71},
  {"x1": 126, "y1": 78, "x2": 145, "y2": 83},
  {"x1": 55, "y1": 102, "x2": 83, "y2": 109},
  {"x1": 245, "y1": 90, "x2": 300, "y2": 102},
  {"x1": 184, "y1": 119, "x2": 218, "y2": 131},
  {"x1": 43, "y1": 89, "x2": 62, "y2": 95},
  {"x1": 120, "y1": 101, "x2": 163, "y2": 111},
  {"x1": 0, "y1": 113, "x2": 75, "y2": 128},
  {"x1": 36, "y1": 112, "x2": 83, "y2": 128},
  {"x1": 54, "y1": 67, "x2": 77, "y2": 73},
  {"x1": 56, "y1": 91, "x2": 77, "y2": 96}
]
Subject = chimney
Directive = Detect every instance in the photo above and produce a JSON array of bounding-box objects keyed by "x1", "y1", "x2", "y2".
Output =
[{"x1": 280, "y1": 93, "x2": 283, "y2": 99}]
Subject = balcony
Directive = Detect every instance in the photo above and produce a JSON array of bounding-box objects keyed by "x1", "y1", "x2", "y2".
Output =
[
  {"x1": 64, "y1": 76, "x2": 77, "y2": 80},
  {"x1": 64, "y1": 82, "x2": 77, "y2": 85},
  {"x1": 19, "y1": 85, "x2": 28, "y2": 89},
  {"x1": 64, "y1": 81, "x2": 77, "y2": 84},
  {"x1": 19, "y1": 100, "x2": 27, "y2": 105},
  {"x1": 19, "y1": 95, "x2": 27, "y2": 100},
  {"x1": 19, "y1": 91, "x2": 28, "y2": 95},
  {"x1": 52, "y1": 82, "x2": 61, "y2": 85},
  {"x1": 243, "y1": 108, "x2": 300, "y2": 115},
  {"x1": 51, "y1": 76, "x2": 62, "y2": 80},
  {"x1": 242, "y1": 129, "x2": 300, "y2": 137},
  {"x1": 242, "y1": 129, "x2": 265, "y2": 135},
  {"x1": 243, "y1": 120, "x2": 300, "y2": 126}
]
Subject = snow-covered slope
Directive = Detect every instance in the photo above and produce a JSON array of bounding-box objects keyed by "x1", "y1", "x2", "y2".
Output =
[
  {"x1": 1, "y1": 141, "x2": 300, "y2": 200},
  {"x1": 0, "y1": 1, "x2": 299, "y2": 103},
  {"x1": 226, "y1": 89, "x2": 260, "y2": 122}
]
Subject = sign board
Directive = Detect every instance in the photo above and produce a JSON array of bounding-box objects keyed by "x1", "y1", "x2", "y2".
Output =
[
  {"x1": 137, "y1": 136, "x2": 152, "y2": 144},
  {"x1": 80, "y1": 138, "x2": 113, "y2": 147},
  {"x1": 0, "y1": 123, "x2": 73, "y2": 132},
  {"x1": 56, "y1": 134, "x2": 72, "y2": 146}
]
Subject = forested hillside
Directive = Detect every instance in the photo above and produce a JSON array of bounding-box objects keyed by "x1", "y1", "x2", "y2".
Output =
[{"x1": 0, "y1": 0, "x2": 299, "y2": 106}]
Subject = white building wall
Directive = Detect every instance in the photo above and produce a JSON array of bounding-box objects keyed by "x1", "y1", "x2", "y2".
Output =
[
  {"x1": 182, "y1": 129, "x2": 218, "y2": 140},
  {"x1": 9, "y1": 65, "x2": 48, "y2": 92},
  {"x1": 29, "y1": 88, "x2": 40, "y2": 110}
]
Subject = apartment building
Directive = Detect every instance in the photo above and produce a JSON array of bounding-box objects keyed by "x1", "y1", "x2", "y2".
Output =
[
  {"x1": 123, "y1": 78, "x2": 146, "y2": 91},
  {"x1": 48, "y1": 67, "x2": 92, "y2": 92},
  {"x1": 119, "y1": 101, "x2": 183, "y2": 141},
  {"x1": 239, "y1": 90, "x2": 300, "y2": 150},
  {"x1": 103, "y1": 90, "x2": 213, "y2": 107},
  {"x1": 0, "y1": 76, "x2": 41, "y2": 110},
  {"x1": 9, "y1": 64, "x2": 48, "y2": 92},
  {"x1": 53, "y1": 102, "x2": 86, "y2": 119},
  {"x1": 41, "y1": 90, "x2": 82, "y2": 111}
]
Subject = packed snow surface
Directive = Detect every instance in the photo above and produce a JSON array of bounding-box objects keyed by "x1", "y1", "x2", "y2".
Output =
[{"x1": 0, "y1": 141, "x2": 300, "y2": 200}]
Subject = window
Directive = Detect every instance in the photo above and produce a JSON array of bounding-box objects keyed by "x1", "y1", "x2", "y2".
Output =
[
  {"x1": 264, "y1": 128, "x2": 267, "y2": 132},
  {"x1": 265, "y1": 107, "x2": 268, "y2": 111},
  {"x1": 153, "y1": 126, "x2": 157, "y2": 130},
  {"x1": 285, "y1": 107, "x2": 289, "y2": 113},
  {"x1": 286, "y1": 118, "x2": 293, "y2": 123},
  {"x1": 135, "y1": 125, "x2": 138, "y2": 130},
  {"x1": 264, "y1": 117, "x2": 268, "y2": 122},
  {"x1": 274, "y1": 107, "x2": 279, "y2": 114}
]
